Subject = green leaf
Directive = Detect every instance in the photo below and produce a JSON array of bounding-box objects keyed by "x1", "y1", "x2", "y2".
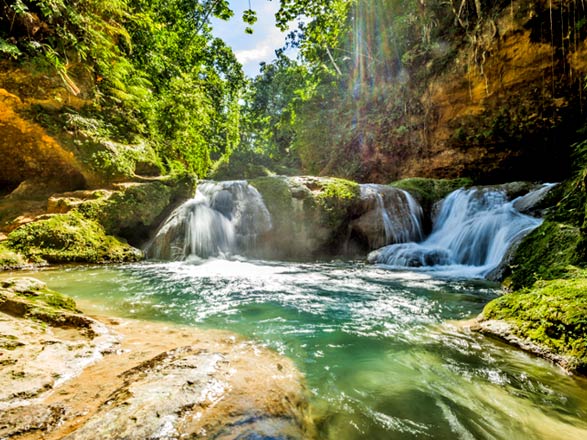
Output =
[{"x1": 0, "y1": 38, "x2": 21, "y2": 59}]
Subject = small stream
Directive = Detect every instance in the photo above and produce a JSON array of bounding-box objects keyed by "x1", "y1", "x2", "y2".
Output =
[{"x1": 24, "y1": 260, "x2": 587, "y2": 440}]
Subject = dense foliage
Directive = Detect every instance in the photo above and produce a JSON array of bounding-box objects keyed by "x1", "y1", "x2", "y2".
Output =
[
  {"x1": 0, "y1": 0, "x2": 245, "y2": 178},
  {"x1": 1, "y1": 0, "x2": 585, "y2": 181},
  {"x1": 237, "y1": 0, "x2": 587, "y2": 182}
]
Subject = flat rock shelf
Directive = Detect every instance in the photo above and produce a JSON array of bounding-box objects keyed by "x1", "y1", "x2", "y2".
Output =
[{"x1": 0, "y1": 278, "x2": 312, "y2": 440}]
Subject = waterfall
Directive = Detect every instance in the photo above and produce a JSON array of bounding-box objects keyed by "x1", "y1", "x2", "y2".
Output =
[
  {"x1": 353, "y1": 185, "x2": 424, "y2": 250},
  {"x1": 368, "y1": 186, "x2": 545, "y2": 277},
  {"x1": 146, "y1": 181, "x2": 272, "y2": 260}
]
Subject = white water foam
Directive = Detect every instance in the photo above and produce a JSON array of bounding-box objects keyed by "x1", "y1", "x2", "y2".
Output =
[
  {"x1": 368, "y1": 186, "x2": 546, "y2": 278},
  {"x1": 146, "y1": 181, "x2": 271, "y2": 260}
]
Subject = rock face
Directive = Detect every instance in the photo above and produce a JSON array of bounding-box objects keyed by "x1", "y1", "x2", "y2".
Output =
[
  {"x1": 0, "y1": 277, "x2": 313, "y2": 439},
  {"x1": 247, "y1": 176, "x2": 424, "y2": 259},
  {"x1": 0, "y1": 175, "x2": 196, "y2": 266},
  {"x1": 0, "y1": 62, "x2": 163, "y2": 192},
  {"x1": 0, "y1": 86, "x2": 86, "y2": 194},
  {"x1": 314, "y1": 0, "x2": 587, "y2": 184}
]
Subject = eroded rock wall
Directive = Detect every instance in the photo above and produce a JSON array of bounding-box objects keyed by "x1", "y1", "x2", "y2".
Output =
[{"x1": 363, "y1": 0, "x2": 587, "y2": 183}]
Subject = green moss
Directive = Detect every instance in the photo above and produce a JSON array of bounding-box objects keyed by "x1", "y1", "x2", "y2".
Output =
[
  {"x1": 0, "y1": 278, "x2": 94, "y2": 328},
  {"x1": 507, "y1": 221, "x2": 582, "y2": 290},
  {"x1": 1, "y1": 279, "x2": 78, "y2": 313},
  {"x1": 0, "y1": 243, "x2": 27, "y2": 269},
  {"x1": 250, "y1": 176, "x2": 293, "y2": 230},
  {"x1": 315, "y1": 178, "x2": 361, "y2": 228},
  {"x1": 483, "y1": 270, "x2": 587, "y2": 372},
  {"x1": 82, "y1": 183, "x2": 175, "y2": 233},
  {"x1": 32, "y1": 107, "x2": 164, "y2": 184},
  {"x1": 390, "y1": 177, "x2": 473, "y2": 208},
  {"x1": 504, "y1": 139, "x2": 587, "y2": 288},
  {"x1": 74, "y1": 174, "x2": 196, "y2": 243},
  {"x1": 6, "y1": 212, "x2": 141, "y2": 264}
]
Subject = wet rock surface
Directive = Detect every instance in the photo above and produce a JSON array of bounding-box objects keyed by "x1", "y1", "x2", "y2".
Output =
[
  {"x1": 249, "y1": 176, "x2": 424, "y2": 259},
  {"x1": 0, "y1": 277, "x2": 313, "y2": 440},
  {"x1": 471, "y1": 319, "x2": 576, "y2": 373}
]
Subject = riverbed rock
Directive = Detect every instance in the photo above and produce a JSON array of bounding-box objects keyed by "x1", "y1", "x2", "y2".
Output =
[
  {"x1": 63, "y1": 343, "x2": 310, "y2": 440},
  {"x1": 0, "y1": 278, "x2": 118, "y2": 417},
  {"x1": 250, "y1": 176, "x2": 427, "y2": 258},
  {"x1": 0, "y1": 278, "x2": 314, "y2": 439}
]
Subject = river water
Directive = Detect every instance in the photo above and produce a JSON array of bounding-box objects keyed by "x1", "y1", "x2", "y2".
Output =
[{"x1": 24, "y1": 259, "x2": 587, "y2": 440}]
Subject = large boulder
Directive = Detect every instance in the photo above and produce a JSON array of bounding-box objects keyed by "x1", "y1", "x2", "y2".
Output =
[
  {"x1": 249, "y1": 176, "x2": 427, "y2": 259},
  {"x1": 250, "y1": 176, "x2": 362, "y2": 258}
]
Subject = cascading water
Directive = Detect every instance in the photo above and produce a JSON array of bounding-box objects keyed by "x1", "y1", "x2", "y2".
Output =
[
  {"x1": 352, "y1": 185, "x2": 424, "y2": 250},
  {"x1": 368, "y1": 186, "x2": 545, "y2": 277},
  {"x1": 146, "y1": 181, "x2": 271, "y2": 260}
]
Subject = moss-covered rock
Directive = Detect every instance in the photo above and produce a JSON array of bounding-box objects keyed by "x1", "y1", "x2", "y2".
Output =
[
  {"x1": 0, "y1": 243, "x2": 27, "y2": 270},
  {"x1": 390, "y1": 177, "x2": 473, "y2": 210},
  {"x1": 47, "y1": 174, "x2": 197, "y2": 247},
  {"x1": 480, "y1": 269, "x2": 587, "y2": 373},
  {"x1": 0, "y1": 173, "x2": 196, "y2": 268},
  {"x1": 501, "y1": 141, "x2": 587, "y2": 289},
  {"x1": 249, "y1": 176, "x2": 362, "y2": 258},
  {"x1": 250, "y1": 176, "x2": 293, "y2": 234},
  {"x1": 1, "y1": 278, "x2": 77, "y2": 312},
  {"x1": 83, "y1": 178, "x2": 194, "y2": 242},
  {"x1": 6, "y1": 212, "x2": 142, "y2": 264},
  {"x1": 0, "y1": 277, "x2": 97, "y2": 329},
  {"x1": 474, "y1": 141, "x2": 587, "y2": 372},
  {"x1": 505, "y1": 221, "x2": 582, "y2": 290},
  {"x1": 314, "y1": 178, "x2": 361, "y2": 230}
]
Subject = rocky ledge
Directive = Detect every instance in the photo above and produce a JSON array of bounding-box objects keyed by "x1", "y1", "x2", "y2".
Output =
[
  {"x1": 469, "y1": 270, "x2": 587, "y2": 375},
  {"x1": 0, "y1": 278, "x2": 313, "y2": 439}
]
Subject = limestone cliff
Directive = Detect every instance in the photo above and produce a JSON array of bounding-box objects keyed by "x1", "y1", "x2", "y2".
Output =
[
  {"x1": 345, "y1": 0, "x2": 587, "y2": 184},
  {"x1": 0, "y1": 60, "x2": 162, "y2": 195},
  {"x1": 0, "y1": 67, "x2": 86, "y2": 194}
]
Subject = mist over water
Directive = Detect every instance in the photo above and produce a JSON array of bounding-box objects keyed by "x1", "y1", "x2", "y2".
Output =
[{"x1": 30, "y1": 260, "x2": 587, "y2": 440}]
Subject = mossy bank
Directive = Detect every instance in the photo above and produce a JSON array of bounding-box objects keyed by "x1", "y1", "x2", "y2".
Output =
[{"x1": 476, "y1": 140, "x2": 587, "y2": 374}]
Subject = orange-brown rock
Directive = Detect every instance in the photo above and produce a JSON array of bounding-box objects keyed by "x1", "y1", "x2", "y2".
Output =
[
  {"x1": 0, "y1": 63, "x2": 88, "y2": 193},
  {"x1": 355, "y1": 0, "x2": 587, "y2": 184}
]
